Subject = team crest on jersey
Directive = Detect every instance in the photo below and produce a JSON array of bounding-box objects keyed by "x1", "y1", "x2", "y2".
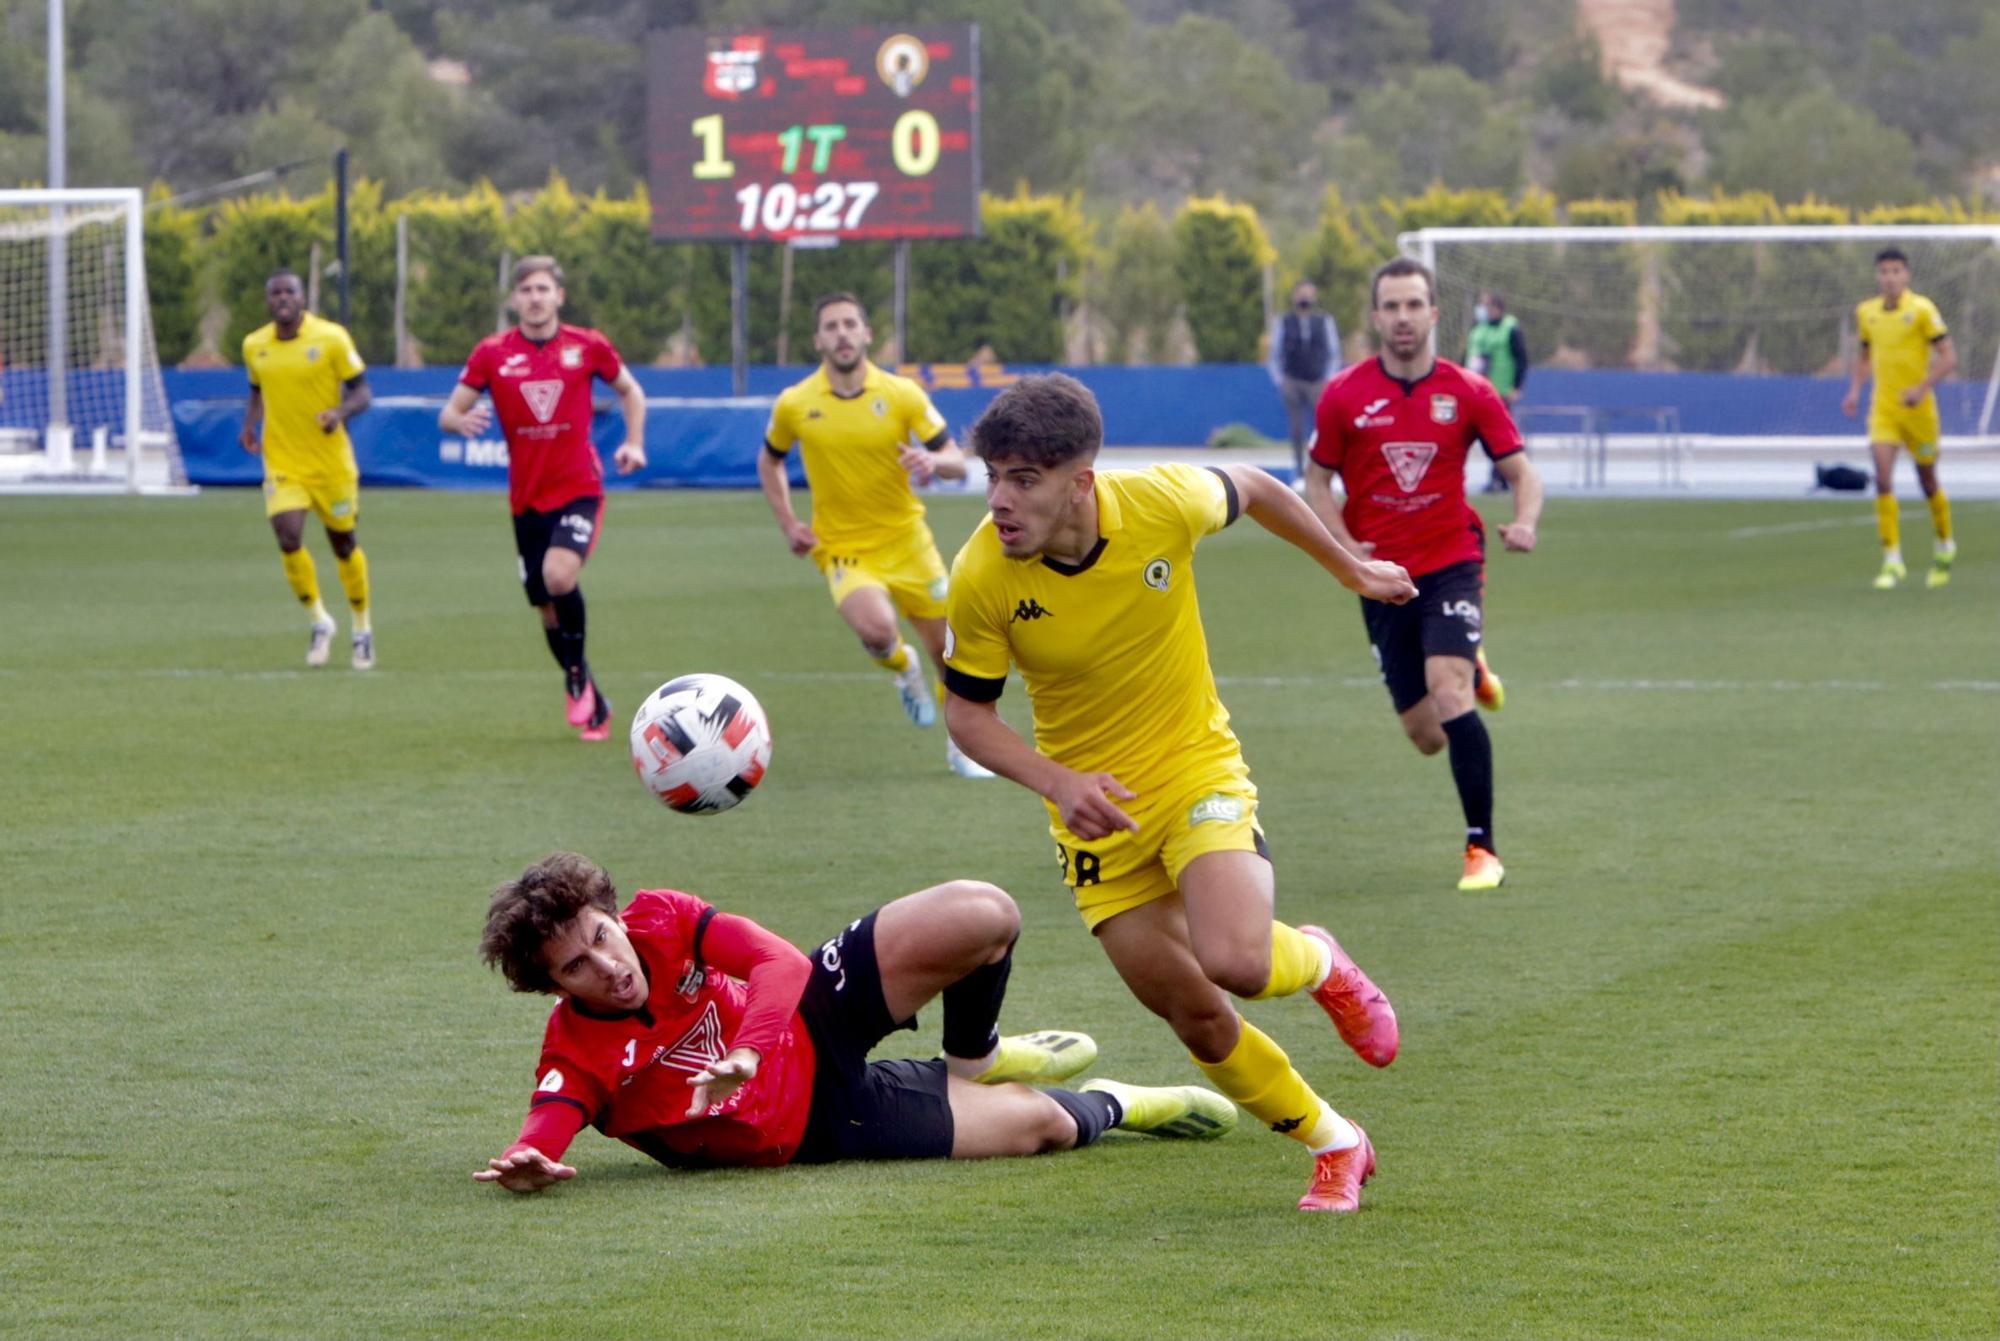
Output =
[
  {"x1": 674, "y1": 958, "x2": 705, "y2": 1001},
  {"x1": 1430, "y1": 394, "x2": 1458, "y2": 424},
  {"x1": 1143, "y1": 558, "x2": 1172, "y2": 591},
  {"x1": 305, "y1": 346, "x2": 320, "y2": 362},
  {"x1": 560, "y1": 345, "x2": 584, "y2": 369},
  {"x1": 660, "y1": 1000, "x2": 729, "y2": 1074},
  {"x1": 1381, "y1": 441, "x2": 1437, "y2": 493},
  {"x1": 872, "y1": 397, "x2": 888, "y2": 417},
  {"x1": 522, "y1": 379, "x2": 563, "y2": 424}
]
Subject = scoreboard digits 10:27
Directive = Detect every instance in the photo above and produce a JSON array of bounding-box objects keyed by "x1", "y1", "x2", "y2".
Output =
[{"x1": 646, "y1": 26, "x2": 981, "y2": 243}]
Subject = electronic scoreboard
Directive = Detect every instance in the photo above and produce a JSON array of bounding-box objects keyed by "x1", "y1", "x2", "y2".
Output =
[{"x1": 646, "y1": 26, "x2": 981, "y2": 243}]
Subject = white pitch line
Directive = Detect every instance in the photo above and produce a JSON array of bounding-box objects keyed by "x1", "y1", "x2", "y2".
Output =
[
  {"x1": 7, "y1": 669, "x2": 1995, "y2": 693},
  {"x1": 1728, "y1": 515, "x2": 1881, "y2": 539}
]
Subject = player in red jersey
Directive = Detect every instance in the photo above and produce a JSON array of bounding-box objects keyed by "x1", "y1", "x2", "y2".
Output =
[
  {"x1": 1304, "y1": 257, "x2": 1544, "y2": 893},
  {"x1": 473, "y1": 852, "x2": 1237, "y2": 1193},
  {"x1": 438, "y1": 257, "x2": 648, "y2": 741}
]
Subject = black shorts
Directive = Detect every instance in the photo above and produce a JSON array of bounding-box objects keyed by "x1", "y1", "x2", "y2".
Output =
[
  {"x1": 512, "y1": 494, "x2": 603, "y2": 605},
  {"x1": 1360, "y1": 558, "x2": 1486, "y2": 714},
  {"x1": 791, "y1": 910, "x2": 955, "y2": 1165}
]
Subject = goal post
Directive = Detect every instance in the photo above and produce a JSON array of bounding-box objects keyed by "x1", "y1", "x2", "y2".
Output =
[
  {"x1": 1399, "y1": 224, "x2": 2000, "y2": 488},
  {"x1": 0, "y1": 187, "x2": 188, "y2": 493}
]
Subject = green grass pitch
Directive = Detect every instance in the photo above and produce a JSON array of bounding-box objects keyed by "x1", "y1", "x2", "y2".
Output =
[{"x1": 2, "y1": 488, "x2": 1994, "y2": 1340}]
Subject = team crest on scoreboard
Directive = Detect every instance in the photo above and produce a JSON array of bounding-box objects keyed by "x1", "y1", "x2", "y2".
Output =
[
  {"x1": 877, "y1": 34, "x2": 929, "y2": 97},
  {"x1": 1381, "y1": 441, "x2": 1438, "y2": 493},
  {"x1": 703, "y1": 39, "x2": 763, "y2": 99},
  {"x1": 1430, "y1": 394, "x2": 1458, "y2": 424}
]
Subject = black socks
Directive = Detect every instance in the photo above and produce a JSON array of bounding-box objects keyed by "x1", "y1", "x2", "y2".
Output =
[{"x1": 1440, "y1": 709, "x2": 1496, "y2": 853}]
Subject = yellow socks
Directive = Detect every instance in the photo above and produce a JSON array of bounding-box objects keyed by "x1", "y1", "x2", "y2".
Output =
[
  {"x1": 336, "y1": 546, "x2": 371, "y2": 628},
  {"x1": 1192, "y1": 1018, "x2": 1342, "y2": 1149},
  {"x1": 1252, "y1": 923, "x2": 1327, "y2": 1000},
  {"x1": 281, "y1": 548, "x2": 328, "y2": 621},
  {"x1": 872, "y1": 640, "x2": 916, "y2": 673},
  {"x1": 1928, "y1": 491, "x2": 1952, "y2": 544},
  {"x1": 1874, "y1": 494, "x2": 1900, "y2": 552}
]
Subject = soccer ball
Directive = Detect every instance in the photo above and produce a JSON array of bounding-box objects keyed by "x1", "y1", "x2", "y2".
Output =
[{"x1": 629, "y1": 674, "x2": 772, "y2": 814}]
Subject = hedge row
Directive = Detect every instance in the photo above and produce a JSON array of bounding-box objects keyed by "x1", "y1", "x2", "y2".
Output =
[{"x1": 145, "y1": 178, "x2": 1999, "y2": 369}]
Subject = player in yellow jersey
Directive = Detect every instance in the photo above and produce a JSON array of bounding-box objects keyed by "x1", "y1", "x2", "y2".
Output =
[
  {"x1": 942, "y1": 373, "x2": 1422, "y2": 1213},
  {"x1": 758, "y1": 292, "x2": 992, "y2": 778},
  {"x1": 239, "y1": 270, "x2": 375, "y2": 666},
  {"x1": 1842, "y1": 247, "x2": 1959, "y2": 590}
]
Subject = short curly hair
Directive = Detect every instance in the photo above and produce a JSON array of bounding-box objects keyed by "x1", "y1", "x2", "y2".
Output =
[
  {"x1": 479, "y1": 852, "x2": 620, "y2": 994},
  {"x1": 967, "y1": 372, "x2": 1103, "y2": 468}
]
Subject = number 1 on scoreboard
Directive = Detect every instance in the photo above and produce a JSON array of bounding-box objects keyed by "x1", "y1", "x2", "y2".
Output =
[{"x1": 691, "y1": 114, "x2": 734, "y2": 180}]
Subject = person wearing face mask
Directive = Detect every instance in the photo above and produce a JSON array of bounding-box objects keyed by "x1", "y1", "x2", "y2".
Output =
[
  {"x1": 1465, "y1": 292, "x2": 1529, "y2": 494},
  {"x1": 1266, "y1": 280, "x2": 1342, "y2": 485}
]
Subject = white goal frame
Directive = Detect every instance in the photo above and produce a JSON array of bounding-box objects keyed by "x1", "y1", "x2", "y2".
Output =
[
  {"x1": 0, "y1": 186, "x2": 187, "y2": 493},
  {"x1": 1400, "y1": 224, "x2": 2000, "y2": 436}
]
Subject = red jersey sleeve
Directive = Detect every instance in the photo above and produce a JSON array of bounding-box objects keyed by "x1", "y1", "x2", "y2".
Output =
[
  {"x1": 459, "y1": 340, "x2": 493, "y2": 392},
  {"x1": 1466, "y1": 373, "x2": 1524, "y2": 461},
  {"x1": 589, "y1": 330, "x2": 625, "y2": 384},
  {"x1": 1310, "y1": 381, "x2": 1347, "y2": 469},
  {"x1": 507, "y1": 1099, "x2": 587, "y2": 1162},
  {"x1": 697, "y1": 910, "x2": 812, "y2": 1062}
]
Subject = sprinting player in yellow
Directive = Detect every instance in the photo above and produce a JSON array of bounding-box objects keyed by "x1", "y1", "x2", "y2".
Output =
[
  {"x1": 239, "y1": 270, "x2": 375, "y2": 666},
  {"x1": 941, "y1": 373, "x2": 1421, "y2": 1213},
  {"x1": 758, "y1": 292, "x2": 992, "y2": 778},
  {"x1": 1842, "y1": 247, "x2": 1959, "y2": 590}
]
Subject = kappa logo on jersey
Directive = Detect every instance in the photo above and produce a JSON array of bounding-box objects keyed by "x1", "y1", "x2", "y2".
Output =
[
  {"x1": 1143, "y1": 558, "x2": 1172, "y2": 591},
  {"x1": 659, "y1": 1000, "x2": 729, "y2": 1074},
  {"x1": 1430, "y1": 394, "x2": 1458, "y2": 425},
  {"x1": 522, "y1": 379, "x2": 564, "y2": 424},
  {"x1": 560, "y1": 345, "x2": 584, "y2": 369},
  {"x1": 1010, "y1": 598, "x2": 1053, "y2": 623},
  {"x1": 1381, "y1": 441, "x2": 1438, "y2": 493}
]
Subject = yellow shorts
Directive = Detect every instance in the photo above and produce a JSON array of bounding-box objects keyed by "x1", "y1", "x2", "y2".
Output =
[
  {"x1": 1869, "y1": 400, "x2": 1942, "y2": 465},
  {"x1": 1051, "y1": 756, "x2": 1264, "y2": 931},
  {"x1": 264, "y1": 471, "x2": 360, "y2": 531},
  {"x1": 812, "y1": 526, "x2": 949, "y2": 621}
]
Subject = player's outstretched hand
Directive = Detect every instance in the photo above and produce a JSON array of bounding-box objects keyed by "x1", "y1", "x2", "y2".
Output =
[
  {"x1": 1841, "y1": 389, "x2": 1859, "y2": 418},
  {"x1": 1900, "y1": 386, "x2": 1924, "y2": 408},
  {"x1": 1497, "y1": 522, "x2": 1537, "y2": 553},
  {"x1": 1352, "y1": 559, "x2": 1418, "y2": 605},
  {"x1": 614, "y1": 442, "x2": 648, "y2": 475},
  {"x1": 686, "y1": 1048, "x2": 761, "y2": 1117},
  {"x1": 474, "y1": 1146, "x2": 575, "y2": 1194},
  {"x1": 239, "y1": 427, "x2": 261, "y2": 454},
  {"x1": 1050, "y1": 769, "x2": 1140, "y2": 842},
  {"x1": 457, "y1": 401, "x2": 494, "y2": 437},
  {"x1": 783, "y1": 520, "x2": 818, "y2": 557},
  {"x1": 315, "y1": 408, "x2": 341, "y2": 434},
  {"x1": 898, "y1": 444, "x2": 936, "y2": 486}
]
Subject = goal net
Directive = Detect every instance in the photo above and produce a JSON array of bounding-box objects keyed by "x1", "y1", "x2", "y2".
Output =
[
  {"x1": 1400, "y1": 225, "x2": 2000, "y2": 491},
  {"x1": 0, "y1": 188, "x2": 187, "y2": 493}
]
